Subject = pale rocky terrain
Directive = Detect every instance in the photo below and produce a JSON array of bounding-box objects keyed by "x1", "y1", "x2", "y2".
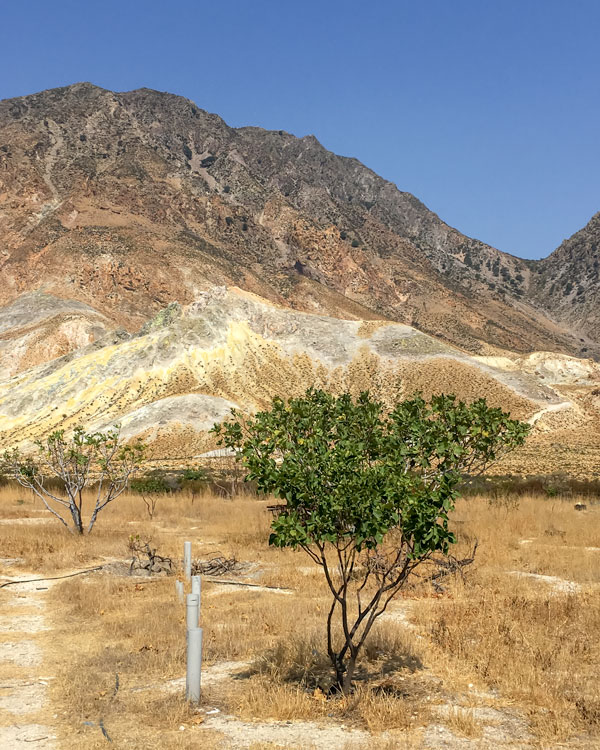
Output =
[
  {"x1": 0, "y1": 292, "x2": 111, "y2": 379},
  {"x1": 0, "y1": 287, "x2": 598, "y2": 477},
  {"x1": 0, "y1": 569, "x2": 57, "y2": 748}
]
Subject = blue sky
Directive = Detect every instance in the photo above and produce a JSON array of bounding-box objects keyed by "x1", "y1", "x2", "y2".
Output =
[{"x1": 1, "y1": 0, "x2": 598, "y2": 259}]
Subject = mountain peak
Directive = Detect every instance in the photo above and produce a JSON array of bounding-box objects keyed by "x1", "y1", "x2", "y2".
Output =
[{"x1": 0, "y1": 82, "x2": 597, "y2": 361}]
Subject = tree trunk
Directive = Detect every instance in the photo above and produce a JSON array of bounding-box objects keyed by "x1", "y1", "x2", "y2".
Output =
[
  {"x1": 69, "y1": 502, "x2": 84, "y2": 534},
  {"x1": 87, "y1": 506, "x2": 101, "y2": 534},
  {"x1": 332, "y1": 653, "x2": 346, "y2": 693},
  {"x1": 330, "y1": 651, "x2": 357, "y2": 695},
  {"x1": 342, "y1": 655, "x2": 357, "y2": 695}
]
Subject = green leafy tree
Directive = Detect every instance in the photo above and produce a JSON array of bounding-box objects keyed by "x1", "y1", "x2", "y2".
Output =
[
  {"x1": 3, "y1": 426, "x2": 145, "y2": 534},
  {"x1": 213, "y1": 389, "x2": 529, "y2": 693}
]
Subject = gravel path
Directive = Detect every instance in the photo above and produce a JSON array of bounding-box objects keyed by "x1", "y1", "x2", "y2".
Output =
[{"x1": 0, "y1": 575, "x2": 57, "y2": 748}]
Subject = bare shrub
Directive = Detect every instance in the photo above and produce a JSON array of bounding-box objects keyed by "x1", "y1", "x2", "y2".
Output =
[{"x1": 3, "y1": 426, "x2": 145, "y2": 534}]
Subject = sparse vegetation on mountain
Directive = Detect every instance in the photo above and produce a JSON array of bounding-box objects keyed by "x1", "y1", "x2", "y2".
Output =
[
  {"x1": 532, "y1": 211, "x2": 600, "y2": 346},
  {"x1": 214, "y1": 388, "x2": 529, "y2": 693}
]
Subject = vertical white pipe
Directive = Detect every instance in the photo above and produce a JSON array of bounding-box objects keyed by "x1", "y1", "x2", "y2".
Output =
[
  {"x1": 186, "y1": 626, "x2": 203, "y2": 702},
  {"x1": 186, "y1": 593, "x2": 199, "y2": 630},
  {"x1": 184, "y1": 541, "x2": 192, "y2": 580},
  {"x1": 175, "y1": 580, "x2": 184, "y2": 603},
  {"x1": 191, "y1": 575, "x2": 201, "y2": 605}
]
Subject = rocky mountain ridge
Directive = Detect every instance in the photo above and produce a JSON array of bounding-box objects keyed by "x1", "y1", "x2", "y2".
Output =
[
  {"x1": 1, "y1": 82, "x2": 598, "y2": 369},
  {"x1": 532, "y1": 212, "x2": 600, "y2": 348}
]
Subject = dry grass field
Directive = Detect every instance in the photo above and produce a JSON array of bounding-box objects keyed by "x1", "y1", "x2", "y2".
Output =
[{"x1": 1, "y1": 485, "x2": 599, "y2": 749}]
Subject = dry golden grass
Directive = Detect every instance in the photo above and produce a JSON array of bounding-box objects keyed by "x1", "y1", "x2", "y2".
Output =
[
  {"x1": 410, "y1": 495, "x2": 600, "y2": 744},
  {"x1": 444, "y1": 707, "x2": 483, "y2": 739},
  {"x1": 1, "y1": 485, "x2": 599, "y2": 748},
  {"x1": 233, "y1": 677, "x2": 426, "y2": 732},
  {"x1": 343, "y1": 737, "x2": 423, "y2": 750},
  {"x1": 0, "y1": 486, "x2": 273, "y2": 571},
  {"x1": 415, "y1": 584, "x2": 600, "y2": 741}
]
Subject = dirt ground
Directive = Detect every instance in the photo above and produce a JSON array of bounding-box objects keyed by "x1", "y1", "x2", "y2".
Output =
[{"x1": 1, "y1": 488, "x2": 599, "y2": 749}]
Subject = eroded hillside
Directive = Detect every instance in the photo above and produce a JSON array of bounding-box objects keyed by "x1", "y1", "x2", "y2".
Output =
[
  {"x1": 1, "y1": 288, "x2": 598, "y2": 477},
  {"x1": 1, "y1": 83, "x2": 597, "y2": 363}
]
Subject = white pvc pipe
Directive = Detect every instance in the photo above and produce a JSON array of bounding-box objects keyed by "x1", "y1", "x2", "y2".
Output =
[
  {"x1": 184, "y1": 541, "x2": 192, "y2": 580},
  {"x1": 191, "y1": 574, "x2": 201, "y2": 603},
  {"x1": 175, "y1": 580, "x2": 184, "y2": 603},
  {"x1": 186, "y1": 593, "x2": 199, "y2": 630},
  {"x1": 186, "y1": 626, "x2": 203, "y2": 702}
]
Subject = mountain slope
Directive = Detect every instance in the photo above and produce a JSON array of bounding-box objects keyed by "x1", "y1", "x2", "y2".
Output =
[
  {"x1": 1, "y1": 287, "x2": 598, "y2": 477},
  {"x1": 531, "y1": 212, "x2": 600, "y2": 349},
  {"x1": 0, "y1": 82, "x2": 596, "y2": 364}
]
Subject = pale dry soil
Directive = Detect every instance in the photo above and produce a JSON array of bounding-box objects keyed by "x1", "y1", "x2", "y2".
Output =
[
  {"x1": 0, "y1": 489, "x2": 599, "y2": 749},
  {"x1": 0, "y1": 572, "x2": 58, "y2": 748}
]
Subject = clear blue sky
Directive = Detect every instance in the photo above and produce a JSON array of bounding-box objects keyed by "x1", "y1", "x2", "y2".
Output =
[{"x1": 1, "y1": 0, "x2": 598, "y2": 259}]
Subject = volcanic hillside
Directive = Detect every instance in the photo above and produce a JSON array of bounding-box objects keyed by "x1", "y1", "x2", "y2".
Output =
[
  {"x1": 1, "y1": 83, "x2": 600, "y2": 477},
  {"x1": 1, "y1": 287, "x2": 599, "y2": 477},
  {"x1": 1, "y1": 82, "x2": 598, "y2": 371}
]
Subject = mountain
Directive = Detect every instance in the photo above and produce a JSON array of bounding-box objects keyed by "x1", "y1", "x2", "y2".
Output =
[
  {"x1": 1, "y1": 287, "x2": 598, "y2": 477},
  {"x1": 531, "y1": 212, "x2": 600, "y2": 351},
  {"x1": 1, "y1": 83, "x2": 599, "y2": 477},
  {"x1": 1, "y1": 82, "x2": 598, "y2": 371}
]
